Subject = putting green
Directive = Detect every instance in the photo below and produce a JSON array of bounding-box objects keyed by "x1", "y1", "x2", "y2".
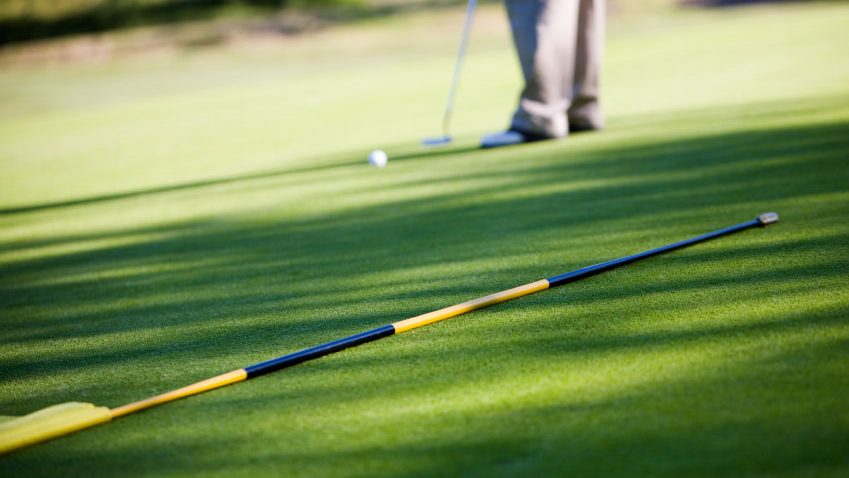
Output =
[{"x1": 1, "y1": 2, "x2": 848, "y2": 476}]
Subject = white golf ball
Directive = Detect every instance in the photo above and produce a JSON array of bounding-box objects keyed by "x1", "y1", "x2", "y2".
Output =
[{"x1": 368, "y1": 149, "x2": 388, "y2": 168}]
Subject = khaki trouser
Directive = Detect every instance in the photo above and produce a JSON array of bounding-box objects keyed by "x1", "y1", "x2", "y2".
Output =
[{"x1": 506, "y1": 0, "x2": 605, "y2": 138}]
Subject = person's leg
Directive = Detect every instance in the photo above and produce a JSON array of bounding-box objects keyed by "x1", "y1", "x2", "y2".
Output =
[
  {"x1": 568, "y1": 0, "x2": 605, "y2": 131},
  {"x1": 506, "y1": 0, "x2": 580, "y2": 139}
]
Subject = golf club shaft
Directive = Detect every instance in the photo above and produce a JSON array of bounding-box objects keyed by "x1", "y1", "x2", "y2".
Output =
[
  {"x1": 111, "y1": 212, "x2": 778, "y2": 418},
  {"x1": 442, "y1": 0, "x2": 477, "y2": 137}
]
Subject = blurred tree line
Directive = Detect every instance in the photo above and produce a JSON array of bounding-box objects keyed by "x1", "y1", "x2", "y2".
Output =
[{"x1": 0, "y1": 0, "x2": 367, "y2": 45}]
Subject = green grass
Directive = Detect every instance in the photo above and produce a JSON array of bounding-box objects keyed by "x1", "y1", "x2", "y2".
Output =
[{"x1": 1, "y1": 2, "x2": 848, "y2": 476}]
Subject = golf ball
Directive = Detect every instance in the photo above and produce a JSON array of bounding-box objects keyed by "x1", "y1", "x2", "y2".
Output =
[{"x1": 368, "y1": 149, "x2": 388, "y2": 168}]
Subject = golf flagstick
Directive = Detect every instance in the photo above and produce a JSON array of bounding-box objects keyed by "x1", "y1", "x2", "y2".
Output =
[{"x1": 0, "y1": 213, "x2": 779, "y2": 454}]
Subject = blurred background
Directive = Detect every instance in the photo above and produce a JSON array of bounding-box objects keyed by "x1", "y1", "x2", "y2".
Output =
[
  {"x1": 1, "y1": 0, "x2": 845, "y2": 209},
  {"x1": 0, "y1": 0, "x2": 804, "y2": 48}
]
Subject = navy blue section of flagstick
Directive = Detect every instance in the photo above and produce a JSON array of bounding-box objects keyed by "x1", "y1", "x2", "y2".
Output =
[
  {"x1": 547, "y1": 219, "x2": 761, "y2": 288},
  {"x1": 245, "y1": 325, "x2": 396, "y2": 378}
]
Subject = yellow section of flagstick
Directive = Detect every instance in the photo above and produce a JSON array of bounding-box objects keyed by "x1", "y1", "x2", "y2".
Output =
[
  {"x1": 110, "y1": 369, "x2": 248, "y2": 418},
  {"x1": 0, "y1": 402, "x2": 112, "y2": 454},
  {"x1": 392, "y1": 279, "x2": 550, "y2": 333}
]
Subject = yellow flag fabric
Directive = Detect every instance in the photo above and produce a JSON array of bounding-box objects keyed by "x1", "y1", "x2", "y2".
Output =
[{"x1": 0, "y1": 402, "x2": 111, "y2": 454}]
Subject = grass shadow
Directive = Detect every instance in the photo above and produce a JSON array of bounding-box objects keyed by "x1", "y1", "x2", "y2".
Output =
[{"x1": 0, "y1": 96, "x2": 848, "y2": 473}]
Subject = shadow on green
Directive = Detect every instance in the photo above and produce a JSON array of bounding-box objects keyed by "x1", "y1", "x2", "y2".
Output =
[{"x1": 0, "y1": 97, "x2": 847, "y2": 476}]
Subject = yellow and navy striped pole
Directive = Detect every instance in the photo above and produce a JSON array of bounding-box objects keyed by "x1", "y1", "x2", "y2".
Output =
[
  {"x1": 111, "y1": 212, "x2": 778, "y2": 416},
  {"x1": 1, "y1": 213, "x2": 778, "y2": 453}
]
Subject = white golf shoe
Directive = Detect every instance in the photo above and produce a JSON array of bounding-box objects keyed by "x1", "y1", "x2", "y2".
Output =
[{"x1": 480, "y1": 129, "x2": 550, "y2": 149}]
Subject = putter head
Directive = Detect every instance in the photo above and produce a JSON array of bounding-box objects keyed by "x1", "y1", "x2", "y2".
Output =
[
  {"x1": 421, "y1": 136, "x2": 453, "y2": 148},
  {"x1": 757, "y1": 212, "x2": 779, "y2": 226}
]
